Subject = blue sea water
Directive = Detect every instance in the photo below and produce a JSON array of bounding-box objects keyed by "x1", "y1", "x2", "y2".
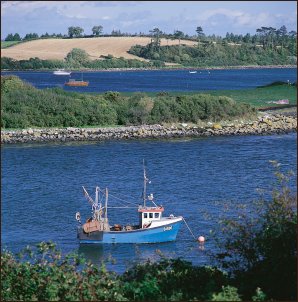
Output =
[
  {"x1": 1, "y1": 134, "x2": 297, "y2": 273},
  {"x1": 2, "y1": 67, "x2": 297, "y2": 93}
]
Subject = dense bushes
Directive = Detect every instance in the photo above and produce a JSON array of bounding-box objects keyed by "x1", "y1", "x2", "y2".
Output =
[
  {"x1": 129, "y1": 42, "x2": 296, "y2": 67},
  {"x1": 0, "y1": 242, "x2": 232, "y2": 301},
  {"x1": 1, "y1": 77, "x2": 117, "y2": 128},
  {"x1": 212, "y1": 161, "x2": 297, "y2": 300},
  {"x1": 1, "y1": 76, "x2": 256, "y2": 129}
]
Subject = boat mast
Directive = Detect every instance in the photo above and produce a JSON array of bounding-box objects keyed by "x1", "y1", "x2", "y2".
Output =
[
  {"x1": 95, "y1": 186, "x2": 99, "y2": 208},
  {"x1": 96, "y1": 186, "x2": 102, "y2": 220},
  {"x1": 105, "y1": 187, "x2": 108, "y2": 221},
  {"x1": 143, "y1": 160, "x2": 147, "y2": 207}
]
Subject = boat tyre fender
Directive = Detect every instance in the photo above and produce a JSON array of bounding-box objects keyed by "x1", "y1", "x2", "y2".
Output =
[
  {"x1": 143, "y1": 223, "x2": 150, "y2": 228},
  {"x1": 75, "y1": 212, "x2": 81, "y2": 221}
]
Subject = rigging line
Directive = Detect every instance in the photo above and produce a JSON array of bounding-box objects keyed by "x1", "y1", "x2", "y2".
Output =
[
  {"x1": 107, "y1": 206, "x2": 137, "y2": 209},
  {"x1": 182, "y1": 217, "x2": 197, "y2": 241},
  {"x1": 106, "y1": 188, "x2": 141, "y2": 200},
  {"x1": 98, "y1": 188, "x2": 139, "y2": 206}
]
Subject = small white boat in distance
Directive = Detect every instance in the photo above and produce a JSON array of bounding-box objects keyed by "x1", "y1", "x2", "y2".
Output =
[
  {"x1": 53, "y1": 69, "x2": 71, "y2": 76},
  {"x1": 189, "y1": 70, "x2": 197, "y2": 74}
]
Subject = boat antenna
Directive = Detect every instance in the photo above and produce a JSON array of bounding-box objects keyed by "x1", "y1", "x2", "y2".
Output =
[
  {"x1": 143, "y1": 159, "x2": 149, "y2": 207},
  {"x1": 95, "y1": 186, "x2": 102, "y2": 219}
]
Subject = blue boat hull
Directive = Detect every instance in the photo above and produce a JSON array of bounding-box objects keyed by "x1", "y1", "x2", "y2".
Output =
[{"x1": 79, "y1": 220, "x2": 182, "y2": 244}]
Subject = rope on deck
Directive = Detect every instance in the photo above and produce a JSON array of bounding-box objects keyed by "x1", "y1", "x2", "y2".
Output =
[{"x1": 182, "y1": 217, "x2": 197, "y2": 241}]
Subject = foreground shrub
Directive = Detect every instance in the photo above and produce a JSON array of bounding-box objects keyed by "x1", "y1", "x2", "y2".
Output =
[
  {"x1": 1, "y1": 244, "x2": 228, "y2": 301},
  {"x1": 1, "y1": 242, "x2": 126, "y2": 301},
  {"x1": 212, "y1": 161, "x2": 297, "y2": 300},
  {"x1": 122, "y1": 258, "x2": 228, "y2": 301}
]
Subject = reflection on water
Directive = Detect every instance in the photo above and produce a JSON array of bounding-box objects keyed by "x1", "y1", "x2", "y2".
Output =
[
  {"x1": 77, "y1": 239, "x2": 208, "y2": 273},
  {"x1": 77, "y1": 243, "x2": 158, "y2": 272},
  {"x1": 78, "y1": 244, "x2": 105, "y2": 266}
]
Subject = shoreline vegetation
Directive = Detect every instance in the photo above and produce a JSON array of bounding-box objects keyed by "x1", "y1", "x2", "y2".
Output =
[{"x1": 1, "y1": 64, "x2": 297, "y2": 73}]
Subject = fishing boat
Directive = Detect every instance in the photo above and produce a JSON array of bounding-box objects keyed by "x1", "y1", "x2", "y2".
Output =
[
  {"x1": 65, "y1": 73, "x2": 89, "y2": 86},
  {"x1": 189, "y1": 70, "x2": 197, "y2": 74},
  {"x1": 65, "y1": 79, "x2": 89, "y2": 86},
  {"x1": 53, "y1": 69, "x2": 71, "y2": 76},
  {"x1": 76, "y1": 163, "x2": 183, "y2": 244}
]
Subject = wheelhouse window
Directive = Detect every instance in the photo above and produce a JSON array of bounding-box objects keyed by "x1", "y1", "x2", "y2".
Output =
[
  {"x1": 149, "y1": 213, "x2": 153, "y2": 218},
  {"x1": 144, "y1": 213, "x2": 148, "y2": 218},
  {"x1": 155, "y1": 213, "x2": 160, "y2": 219}
]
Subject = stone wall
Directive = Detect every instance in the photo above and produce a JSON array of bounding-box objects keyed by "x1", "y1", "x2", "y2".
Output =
[{"x1": 1, "y1": 114, "x2": 296, "y2": 144}]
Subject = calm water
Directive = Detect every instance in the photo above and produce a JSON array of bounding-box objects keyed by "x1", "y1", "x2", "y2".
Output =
[
  {"x1": 2, "y1": 68, "x2": 297, "y2": 93},
  {"x1": 1, "y1": 134, "x2": 297, "y2": 272}
]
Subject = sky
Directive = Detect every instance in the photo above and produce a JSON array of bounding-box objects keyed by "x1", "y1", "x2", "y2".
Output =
[{"x1": 1, "y1": 1, "x2": 297, "y2": 39}]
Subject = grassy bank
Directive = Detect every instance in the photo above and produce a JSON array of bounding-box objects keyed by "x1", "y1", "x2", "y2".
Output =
[
  {"x1": 105, "y1": 83, "x2": 297, "y2": 109},
  {"x1": 202, "y1": 84, "x2": 297, "y2": 108}
]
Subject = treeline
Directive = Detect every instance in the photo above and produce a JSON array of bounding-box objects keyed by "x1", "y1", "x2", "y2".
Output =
[
  {"x1": 1, "y1": 165, "x2": 296, "y2": 301},
  {"x1": 129, "y1": 41, "x2": 296, "y2": 67},
  {"x1": 4, "y1": 25, "x2": 296, "y2": 47},
  {"x1": 1, "y1": 76, "x2": 255, "y2": 129}
]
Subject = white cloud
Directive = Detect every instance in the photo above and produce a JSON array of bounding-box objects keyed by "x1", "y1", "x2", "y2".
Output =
[
  {"x1": 195, "y1": 7, "x2": 289, "y2": 31},
  {"x1": 1, "y1": 1, "x2": 297, "y2": 38},
  {"x1": 198, "y1": 8, "x2": 243, "y2": 21}
]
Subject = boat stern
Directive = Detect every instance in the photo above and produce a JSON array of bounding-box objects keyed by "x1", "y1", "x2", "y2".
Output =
[{"x1": 77, "y1": 225, "x2": 103, "y2": 242}]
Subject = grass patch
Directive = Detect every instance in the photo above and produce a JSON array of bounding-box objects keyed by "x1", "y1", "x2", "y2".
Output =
[
  {"x1": 1, "y1": 41, "x2": 22, "y2": 49},
  {"x1": 90, "y1": 85, "x2": 297, "y2": 109},
  {"x1": 205, "y1": 85, "x2": 297, "y2": 108}
]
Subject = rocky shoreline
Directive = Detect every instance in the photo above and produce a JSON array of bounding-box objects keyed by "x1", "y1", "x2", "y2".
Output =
[{"x1": 1, "y1": 113, "x2": 296, "y2": 144}]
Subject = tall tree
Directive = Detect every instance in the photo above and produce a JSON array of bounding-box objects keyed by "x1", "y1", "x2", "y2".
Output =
[
  {"x1": 5, "y1": 34, "x2": 14, "y2": 41},
  {"x1": 256, "y1": 26, "x2": 276, "y2": 49},
  {"x1": 276, "y1": 25, "x2": 287, "y2": 49},
  {"x1": 196, "y1": 26, "x2": 205, "y2": 43},
  {"x1": 149, "y1": 28, "x2": 162, "y2": 48},
  {"x1": 92, "y1": 25, "x2": 103, "y2": 36},
  {"x1": 173, "y1": 30, "x2": 184, "y2": 45},
  {"x1": 23, "y1": 33, "x2": 39, "y2": 40},
  {"x1": 65, "y1": 48, "x2": 89, "y2": 67},
  {"x1": 68, "y1": 26, "x2": 84, "y2": 38},
  {"x1": 13, "y1": 33, "x2": 21, "y2": 41}
]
